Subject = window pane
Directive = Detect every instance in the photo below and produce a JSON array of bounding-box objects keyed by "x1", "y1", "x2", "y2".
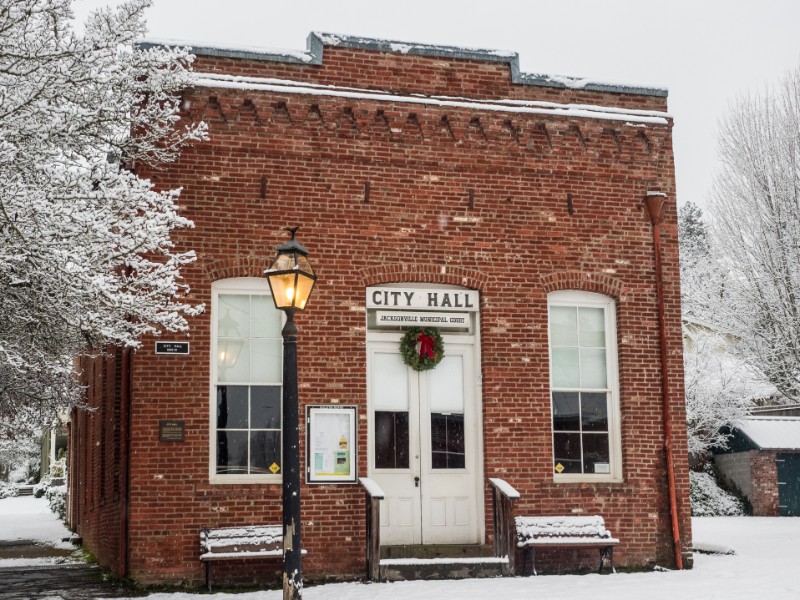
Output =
[
  {"x1": 551, "y1": 347, "x2": 579, "y2": 388},
  {"x1": 251, "y1": 295, "x2": 282, "y2": 338},
  {"x1": 580, "y1": 348, "x2": 607, "y2": 388},
  {"x1": 216, "y1": 431, "x2": 248, "y2": 474},
  {"x1": 216, "y1": 386, "x2": 248, "y2": 429},
  {"x1": 582, "y1": 433, "x2": 610, "y2": 474},
  {"x1": 374, "y1": 411, "x2": 409, "y2": 469},
  {"x1": 251, "y1": 339, "x2": 282, "y2": 383},
  {"x1": 429, "y1": 355, "x2": 464, "y2": 413},
  {"x1": 250, "y1": 431, "x2": 281, "y2": 475},
  {"x1": 553, "y1": 432, "x2": 582, "y2": 474},
  {"x1": 431, "y1": 413, "x2": 465, "y2": 469},
  {"x1": 218, "y1": 294, "x2": 250, "y2": 338},
  {"x1": 581, "y1": 392, "x2": 608, "y2": 431},
  {"x1": 373, "y1": 352, "x2": 408, "y2": 411},
  {"x1": 218, "y1": 340, "x2": 250, "y2": 383},
  {"x1": 550, "y1": 306, "x2": 578, "y2": 347},
  {"x1": 579, "y1": 307, "x2": 605, "y2": 347},
  {"x1": 552, "y1": 392, "x2": 580, "y2": 431},
  {"x1": 251, "y1": 386, "x2": 281, "y2": 429}
]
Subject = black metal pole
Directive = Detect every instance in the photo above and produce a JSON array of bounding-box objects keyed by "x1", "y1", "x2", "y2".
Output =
[{"x1": 281, "y1": 310, "x2": 302, "y2": 600}]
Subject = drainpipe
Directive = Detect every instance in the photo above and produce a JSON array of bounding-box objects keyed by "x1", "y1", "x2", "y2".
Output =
[{"x1": 644, "y1": 191, "x2": 683, "y2": 570}]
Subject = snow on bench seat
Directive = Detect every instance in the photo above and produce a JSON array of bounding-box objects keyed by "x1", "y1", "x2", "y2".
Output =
[
  {"x1": 515, "y1": 515, "x2": 618, "y2": 575},
  {"x1": 200, "y1": 525, "x2": 285, "y2": 591}
]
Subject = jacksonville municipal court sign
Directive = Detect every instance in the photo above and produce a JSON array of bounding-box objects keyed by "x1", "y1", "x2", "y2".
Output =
[{"x1": 366, "y1": 286, "x2": 479, "y2": 328}]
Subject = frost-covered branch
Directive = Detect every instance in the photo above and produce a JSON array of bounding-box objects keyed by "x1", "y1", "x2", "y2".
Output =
[{"x1": 0, "y1": 0, "x2": 206, "y2": 438}]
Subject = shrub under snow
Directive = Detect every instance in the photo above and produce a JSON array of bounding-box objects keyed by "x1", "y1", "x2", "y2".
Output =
[{"x1": 690, "y1": 468, "x2": 746, "y2": 516}]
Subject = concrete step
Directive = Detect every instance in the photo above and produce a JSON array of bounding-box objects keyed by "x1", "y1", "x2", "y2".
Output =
[
  {"x1": 379, "y1": 545, "x2": 508, "y2": 581},
  {"x1": 380, "y1": 555, "x2": 509, "y2": 581}
]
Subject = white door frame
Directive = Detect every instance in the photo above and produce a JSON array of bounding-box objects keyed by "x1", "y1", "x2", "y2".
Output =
[{"x1": 366, "y1": 327, "x2": 485, "y2": 546}]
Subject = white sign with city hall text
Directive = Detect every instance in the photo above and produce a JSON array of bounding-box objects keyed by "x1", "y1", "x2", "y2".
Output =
[
  {"x1": 376, "y1": 311, "x2": 469, "y2": 328},
  {"x1": 367, "y1": 287, "x2": 479, "y2": 312}
]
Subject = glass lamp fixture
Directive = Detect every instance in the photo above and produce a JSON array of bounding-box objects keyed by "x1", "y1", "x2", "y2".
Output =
[{"x1": 264, "y1": 227, "x2": 317, "y2": 312}]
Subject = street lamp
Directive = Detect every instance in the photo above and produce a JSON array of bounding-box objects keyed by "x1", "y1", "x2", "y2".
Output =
[{"x1": 264, "y1": 226, "x2": 317, "y2": 600}]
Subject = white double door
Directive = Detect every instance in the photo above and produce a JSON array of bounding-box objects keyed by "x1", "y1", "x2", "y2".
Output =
[{"x1": 367, "y1": 339, "x2": 482, "y2": 546}]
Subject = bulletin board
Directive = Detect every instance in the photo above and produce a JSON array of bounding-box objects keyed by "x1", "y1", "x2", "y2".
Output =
[{"x1": 306, "y1": 405, "x2": 357, "y2": 483}]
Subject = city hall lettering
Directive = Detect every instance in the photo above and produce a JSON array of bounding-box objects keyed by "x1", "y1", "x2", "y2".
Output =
[{"x1": 367, "y1": 287, "x2": 479, "y2": 312}]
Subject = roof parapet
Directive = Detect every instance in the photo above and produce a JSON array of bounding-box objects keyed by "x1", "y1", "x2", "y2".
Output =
[{"x1": 138, "y1": 31, "x2": 668, "y2": 98}]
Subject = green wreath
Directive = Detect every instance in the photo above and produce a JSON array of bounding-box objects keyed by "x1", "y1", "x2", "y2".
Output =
[{"x1": 400, "y1": 327, "x2": 444, "y2": 371}]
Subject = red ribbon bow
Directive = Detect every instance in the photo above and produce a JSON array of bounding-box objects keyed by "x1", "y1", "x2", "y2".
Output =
[{"x1": 418, "y1": 332, "x2": 436, "y2": 359}]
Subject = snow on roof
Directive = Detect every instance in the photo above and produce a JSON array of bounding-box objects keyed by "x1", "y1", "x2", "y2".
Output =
[
  {"x1": 138, "y1": 32, "x2": 668, "y2": 98},
  {"x1": 189, "y1": 72, "x2": 670, "y2": 126},
  {"x1": 733, "y1": 417, "x2": 800, "y2": 450}
]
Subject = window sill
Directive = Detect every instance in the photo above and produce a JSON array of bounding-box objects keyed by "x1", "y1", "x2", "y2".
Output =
[
  {"x1": 552, "y1": 475, "x2": 623, "y2": 485},
  {"x1": 209, "y1": 475, "x2": 282, "y2": 485}
]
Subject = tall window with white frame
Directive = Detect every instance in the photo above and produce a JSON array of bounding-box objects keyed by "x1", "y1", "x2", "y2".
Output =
[
  {"x1": 547, "y1": 290, "x2": 621, "y2": 481},
  {"x1": 211, "y1": 278, "x2": 284, "y2": 482}
]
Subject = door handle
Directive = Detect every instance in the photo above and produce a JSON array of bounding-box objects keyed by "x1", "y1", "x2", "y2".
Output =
[{"x1": 414, "y1": 476, "x2": 420, "y2": 488}]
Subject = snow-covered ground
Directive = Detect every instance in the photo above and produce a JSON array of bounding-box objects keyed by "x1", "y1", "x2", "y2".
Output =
[
  {"x1": 0, "y1": 494, "x2": 78, "y2": 567},
  {"x1": 2, "y1": 495, "x2": 799, "y2": 599}
]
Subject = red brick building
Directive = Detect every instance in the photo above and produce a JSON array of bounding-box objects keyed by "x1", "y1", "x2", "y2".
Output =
[{"x1": 67, "y1": 32, "x2": 691, "y2": 586}]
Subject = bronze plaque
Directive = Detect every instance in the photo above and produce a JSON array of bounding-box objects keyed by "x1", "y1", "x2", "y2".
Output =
[{"x1": 159, "y1": 420, "x2": 185, "y2": 442}]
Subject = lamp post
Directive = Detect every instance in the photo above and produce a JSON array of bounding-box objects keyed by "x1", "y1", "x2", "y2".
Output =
[{"x1": 264, "y1": 227, "x2": 317, "y2": 600}]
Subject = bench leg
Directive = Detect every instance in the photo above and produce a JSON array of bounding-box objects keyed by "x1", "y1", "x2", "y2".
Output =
[
  {"x1": 206, "y1": 562, "x2": 211, "y2": 592},
  {"x1": 522, "y1": 547, "x2": 538, "y2": 577},
  {"x1": 598, "y1": 546, "x2": 615, "y2": 574}
]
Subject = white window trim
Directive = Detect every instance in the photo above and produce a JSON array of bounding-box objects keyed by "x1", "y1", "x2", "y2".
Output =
[
  {"x1": 209, "y1": 277, "x2": 283, "y2": 485},
  {"x1": 547, "y1": 290, "x2": 622, "y2": 483}
]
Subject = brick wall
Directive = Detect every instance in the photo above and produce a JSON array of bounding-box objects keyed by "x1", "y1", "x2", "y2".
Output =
[
  {"x1": 750, "y1": 451, "x2": 779, "y2": 516},
  {"x1": 72, "y1": 36, "x2": 691, "y2": 585}
]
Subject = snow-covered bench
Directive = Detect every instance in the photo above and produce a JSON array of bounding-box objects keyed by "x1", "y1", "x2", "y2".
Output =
[
  {"x1": 515, "y1": 515, "x2": 619, "y2": 576},
  {"x1": 200, "y1": 525, "x2": 283, "y2": 591}
]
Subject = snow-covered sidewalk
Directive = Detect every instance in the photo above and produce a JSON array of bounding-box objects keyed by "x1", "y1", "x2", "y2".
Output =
[{"x1": 0, "y1": 494, "x2": 79, "y2": 567}]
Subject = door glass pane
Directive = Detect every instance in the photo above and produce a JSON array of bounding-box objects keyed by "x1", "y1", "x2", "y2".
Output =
[
  {"x1": 250, "y1": 431, "x2": 281, "y2": 475},
  {"x1": 552, "y1": 392, "x2": 580, "y2": 431},
  {"x1": 553, "y1": 432, "x2": 582, "y2": 474},
  {"x1": 550, "y1": 306, "x2": 578, "y2": 347},
  {"x1": 216, "y1": 386, "x2": 248, "y2": 429},
  {"x1": 374, "y1": 411, "x2": 409, "y2": 469},
  {"x1": 250, "y1": 386, "x2": 281, "y2": 429},
  {"x1": 250, "y1": 339, "x2": 282, "y2": 382},
  {"x1": 578, "y1": 307, "x2": 605, "y2": 347},
  {"x1": 431, "y1": 413, "x2": 465, "y2": 469},
  {"x1": 216, "y1": 431, "x2": 248, "y2": 474},
  {"x1": 581, "y1": 392, "x2": 608, "y2": 431},
  {"x1": 551, "y1": 347, "x2": 579, "y2": 388},
  {"x1": 218, "y1": 294, "x2": 250, "y2": 337},
  {"x1": 218, "y1": 340, "x2": 250, "y2": 383},
  {"x1": 373, "y1": 352, "x2": 408, "y2": 411},
  {"x1": 579, "y1": 348, "x2": 607, "y2": 388},
  {"x1": 429, "y1": 355, "x2": 464, "y2": 413},
  {"x1": 251, "y1": 295, "x2": 282, "y2": 338}
]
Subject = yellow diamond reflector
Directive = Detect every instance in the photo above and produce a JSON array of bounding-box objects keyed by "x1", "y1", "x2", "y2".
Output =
[
  {"x1": 555, "y1": 463, "x2": 565, "y2": 474},
  {"x1": 269, "y1": 462, "x2": 280, "y2": 474}
]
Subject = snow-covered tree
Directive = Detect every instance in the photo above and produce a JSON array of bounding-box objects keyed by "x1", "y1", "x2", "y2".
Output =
[
  {"x1": 679, "y1": 203, "x2": 757, "y2": 457},
  {"x1": 708, "y1": 65, "x2": 800, "y2": 403},
  {"x1": 0, "y1": 0, "x2": 206, "y2": 438}
]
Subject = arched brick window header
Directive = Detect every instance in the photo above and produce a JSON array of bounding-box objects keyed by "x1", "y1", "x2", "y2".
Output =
[
  {"x1": 359, "y1": 264, "x2": 488, "y2": 291},
  {"x1": 540, "y1": 271, "x2": 623, "y2": 300},
  {"x1": 203, "y1": 257, "x2": 272, "y2": 284}
]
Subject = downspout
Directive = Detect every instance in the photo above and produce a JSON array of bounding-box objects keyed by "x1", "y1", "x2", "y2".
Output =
[{"x1": 645, "y1": 191, "x2": 683, "y2": 570}]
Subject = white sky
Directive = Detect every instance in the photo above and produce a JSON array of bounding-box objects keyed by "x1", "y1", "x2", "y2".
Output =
[{"x1": 74, "y1": 0, "x2": 800, "y2": 210}]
